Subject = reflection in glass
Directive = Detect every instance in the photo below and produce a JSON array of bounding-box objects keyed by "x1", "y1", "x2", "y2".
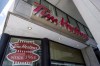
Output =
[
  {"x1": 68, "y1": 17, "x2": 77, "y2": 27},
  {"x1": 50, "y1": 41, "x2": 85, "y2": 66},
  {"x1": 56, "y1": 9, "x2": 67, "y2": 21},
  {"x1": 2, "y1": 37, "x2": 41, "y2": 66},
  {"x1": 24, "y1": 0, "x2": 40, "y2": 5},
  {"x1": 77, "y1": 23, "x2": 86, "y2": 34},
  {"x1": 85, "y1": 27, "x2": 93, "y2": 38}
]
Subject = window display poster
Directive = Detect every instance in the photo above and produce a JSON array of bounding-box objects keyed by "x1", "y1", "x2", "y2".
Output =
[{"x1": 2, "y1": 37, "x2": 41, "y2": 66}]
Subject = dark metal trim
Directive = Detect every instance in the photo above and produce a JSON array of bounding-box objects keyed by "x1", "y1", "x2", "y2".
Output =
[
  {"x1": 51, "y1": 60, "x2": 85, "y2": 65},
  {"x1": 10, "y1": 35, "x2": 42, "y2": 40},
  {"x1": 0, "y1": 33, "x2": 11, "y2": 65},
  {"x1": 41, "y1": 38, "x2": 51, "y2": 66}
]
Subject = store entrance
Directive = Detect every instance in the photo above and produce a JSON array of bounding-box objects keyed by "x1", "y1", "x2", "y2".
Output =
[
  {"x1": 0, "y1": 35, "x2": 42, "y2": 66},
  {"x1": 0, "y1": 33, "x2": 85, "y2": 66}
]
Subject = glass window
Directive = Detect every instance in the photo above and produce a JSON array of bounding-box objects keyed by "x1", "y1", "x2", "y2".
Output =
[
  {"x1": 77, "y1": 23, "x2": 86, "y2": 34},
  {"x1": 85, "y1": 27, "x2": 93, "y2": 38},
  {"x1": 50, "y1": 41, "x2": 85, "y2": 64},
  {"x1": 56, "y1": 9, "x2": 67, "y2": 21},
  {"x1": 48, "y1": 4, "x2": 56, "y2": 16},
  {"x1": 23, "y1": 0, "x2": 40, "y2": 5},
  {"x1": 41, "y1": 0, "x2": 49, "y2": 8},
  {"x1": 2, "y1": 37, "x2": 42, "y2": 66},
  {"x1": 41, "y1": 1, "x2": 56, "y2": 16},
  {"x1": 68, "y1": 17, "x2": 77, "y2": 27}
]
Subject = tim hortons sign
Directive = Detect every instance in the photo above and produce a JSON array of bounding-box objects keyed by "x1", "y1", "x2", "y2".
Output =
[
  {"x1": 7, "y1": 40, "x2": 40, "y2": 66},
  {"x1": 31, "y1": 2, "x2": 88, "y2": 42}
]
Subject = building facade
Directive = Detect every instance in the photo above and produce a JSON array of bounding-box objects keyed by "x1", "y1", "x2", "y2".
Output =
[{"x1": 0, "y1": 0, "x2": 100, "y2": 66}]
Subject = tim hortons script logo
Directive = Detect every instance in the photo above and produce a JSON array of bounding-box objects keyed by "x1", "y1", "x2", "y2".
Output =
[
  {"x1": 7, "y1": 40, "x2": 40, "y2": 66},
  {"x1": 32, "y1": 2, "x2": 88, "y2": 40}
]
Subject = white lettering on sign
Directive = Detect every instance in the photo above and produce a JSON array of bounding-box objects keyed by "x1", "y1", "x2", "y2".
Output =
[{"x1": 7, "y1": 40, "x2": 40, "y2": 66}]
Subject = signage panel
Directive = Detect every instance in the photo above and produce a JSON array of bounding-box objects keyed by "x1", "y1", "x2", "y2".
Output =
[
  {"x1": 2, "y1": 37, "x2": 41, "y2": 66},
  {"x1": 31, "y1": 2, "x2": 88, "y2": 42},
  {"x1": 7, "y1": 40, "x2": 40, "y2": 65}
]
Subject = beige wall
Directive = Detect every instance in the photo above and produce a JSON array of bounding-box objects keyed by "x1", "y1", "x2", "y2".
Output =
[
  {"x1": 81, "y1": 46, "x2": 100, "y2": 66},
  {"x1": 73, "y1": 0, "x2": 100, "y2": 50}
]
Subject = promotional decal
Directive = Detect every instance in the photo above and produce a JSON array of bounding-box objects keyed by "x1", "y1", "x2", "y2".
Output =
[{"x1": 6, "y1": 40, "x2": 40, "y2": 66}]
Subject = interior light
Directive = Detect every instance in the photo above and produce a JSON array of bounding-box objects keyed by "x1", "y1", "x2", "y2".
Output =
[
  {"x1": 59, "y1": 38, "x2": 61, "y2": 40},
  {"x1": 28, "y1": 27, "x2": 32, "y2": 30},
  {"x1": 77, "y1": 45, "x2": 79, "y2": 46}
]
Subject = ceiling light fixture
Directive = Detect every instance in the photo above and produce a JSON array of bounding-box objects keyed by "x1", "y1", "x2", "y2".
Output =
[
  {"x1": 28, "y1": 27, "x2": 32, "y2": 30},
  {"x1": 59, "y1": 38, "x2": 61, "y2": 40},
  {"x1": 77, "y1": 45, "x2": 79, "y2": 46}
]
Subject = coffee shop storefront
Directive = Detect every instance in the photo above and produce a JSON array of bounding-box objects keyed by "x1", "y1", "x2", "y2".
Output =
[
  {"x1": 0, "y1": 34, "x2": 85, "y2": 66},
  {"x1": 0, "y1": 1, "x2": 97, "y2": 66},
  {"x1": 0, "y1": 11, "x2": 86, "y2": 66}
]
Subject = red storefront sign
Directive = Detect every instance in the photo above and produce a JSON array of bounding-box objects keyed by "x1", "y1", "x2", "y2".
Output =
[
  {"x1": 12, "y1": 40, "x2": 40, "y2": 51},
  {"x1": 7, "y1": 40, "x2": 40, "y2": 65},
  {"x1": 33, "y1": 2, "x2": 88, "y2": 40},
  {"x1": 7, "y1": 53, "x2": 39, "y2": 63}
]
